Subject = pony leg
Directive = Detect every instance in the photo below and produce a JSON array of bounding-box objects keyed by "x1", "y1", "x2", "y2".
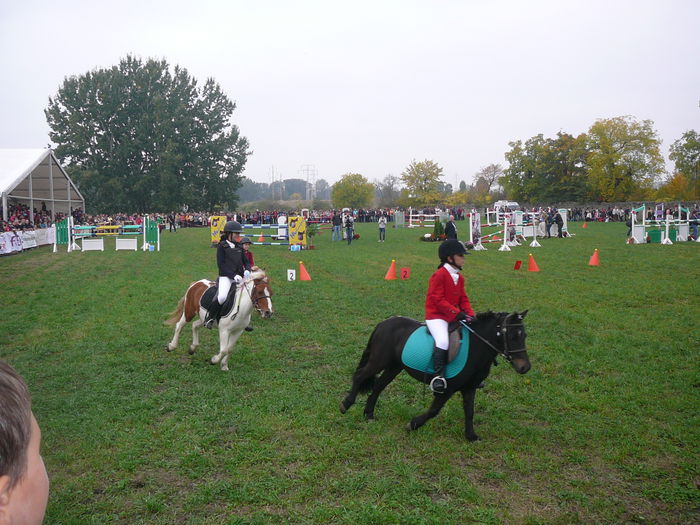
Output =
[
  {"x1": 189, "y1": 317, "x2": 204, "y2": 354},
  {"x1": 406, "y1": 394, "x2": 451, "y2": 432},
  {"x1": 166, "y1": 314, "x2": 187, "y2": 351},
  {"x1": 340, "y1": 364, "x2": 379, "y2": 414},
  {"x1": 461, "y1": 388, "x2": 480, "y2": 441},
  {"x1": 363, "y1": 366, "x2": 402, "y2": 421},
  {"x1": 211, "y1": 328, "x2": 243, "y2": 372}
]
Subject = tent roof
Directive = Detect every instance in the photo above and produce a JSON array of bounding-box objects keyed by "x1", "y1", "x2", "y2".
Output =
[{"x1": 0, "y1": 148, "x2": 84, "y2": 204}]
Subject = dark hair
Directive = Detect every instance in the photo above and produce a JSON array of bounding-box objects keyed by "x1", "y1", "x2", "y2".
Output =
[{"x1": 0, "y1": 360, "x2": 32, "y2": 489}]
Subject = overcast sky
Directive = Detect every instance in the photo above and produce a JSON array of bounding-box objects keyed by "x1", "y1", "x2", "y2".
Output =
[{"x1": 1, "y1": 0, "x2": 698, "y2": 188}]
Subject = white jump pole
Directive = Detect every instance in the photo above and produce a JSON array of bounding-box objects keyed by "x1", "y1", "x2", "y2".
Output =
[
  {"x1": 498, "y1": 213, "x2": 511, "y2": 252},
  {"x1": 661, "y1": 214, "x2": 674, "y2": 245},
  {"x1": 529, "y1": 215, "x2": 541, "y2": 247}
]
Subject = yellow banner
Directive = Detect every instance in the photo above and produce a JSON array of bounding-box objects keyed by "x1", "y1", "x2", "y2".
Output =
[
  {"x1": 287, "y1": 216, "x2": 307, "y2": 247},
  {"x1": 210, "y1": 216, "x2": 226, "y2": 244}
]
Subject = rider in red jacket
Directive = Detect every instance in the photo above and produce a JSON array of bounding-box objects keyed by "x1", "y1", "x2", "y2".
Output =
[{"x1": 425, "y1": 239, "x2": 475, "y2": 393}]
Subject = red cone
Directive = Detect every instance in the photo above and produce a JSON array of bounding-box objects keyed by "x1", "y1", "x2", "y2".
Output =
[
  {"x1": 582, "y1": 222, "x2": 588, "y2": 229},
  {"x1": 385, "y1": 259, "x2": 397, "y2": 280},
  {"x1": 258, "y1": 233, "x2": 265, "y2": 242},
  {"x1": 299, "y1": 261, "x2": 312, "y2": 281},
  {"x1": 527, "y1": 253, "x2": 540, "y2": 272},
  {"x1": 589, "y1": 249, "x2": 599, "y2": 266}
]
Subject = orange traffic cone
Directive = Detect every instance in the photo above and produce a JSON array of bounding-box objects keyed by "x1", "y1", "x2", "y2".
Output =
[
  {"x1": 299, "y1": 261, "x2": 312, "y2": 281},
  {"x1": 527, "y1": 253, "x2": 540, "y2": 272},
  {"x1": 258, "y1": 233, "x2": 265, "y2": 242},
  {"x1": 588, "y1": 248, "x2": 599, "y2": 266},
  {"x1": 384, "y1": 259, "x2": 397, "y2": 280},
  {"x1": 582, "y1": 222, "x2": 588, "y2": 229}
]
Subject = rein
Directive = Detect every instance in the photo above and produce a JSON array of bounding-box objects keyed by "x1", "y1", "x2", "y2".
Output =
[
  {"x1": 242, "y1": 278, "x2": 270, "y2": 314},
  {"x1": 460, "y1": 313, "x2": 527, "y2": 363}
]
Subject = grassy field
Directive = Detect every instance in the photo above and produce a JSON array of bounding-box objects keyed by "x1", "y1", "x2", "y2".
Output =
[{"x1": 1, "y1": 220, "x2": 698, "y2": 524}]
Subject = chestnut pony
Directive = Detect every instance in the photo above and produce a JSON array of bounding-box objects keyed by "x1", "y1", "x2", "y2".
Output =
[{"x1": 164, "y1": 269, "x2": 273, "y2": 371}]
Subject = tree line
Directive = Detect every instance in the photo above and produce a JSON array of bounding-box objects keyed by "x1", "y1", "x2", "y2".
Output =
[{"x1": 45, "y1": 56, "x2": 698, "y2": 213}]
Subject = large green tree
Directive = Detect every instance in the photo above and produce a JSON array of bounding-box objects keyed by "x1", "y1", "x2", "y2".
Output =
[
  {"x1": 586, "y1": 116, "x2": 664, "y2": 201},
  {"x1": 45, "y1": 55, "x2": 249, "y2": 213},
  {"x1": 502, "y1": 132, "x2": 589, "y2": 202},
  {"x1": 669, "y1": 130, "x2": 700, "y2": 192},
  {"x1": 331, "y1": 173, "x2": 374, "y2": 208},
  {"x1": 400, "y1": 159, "x2": 444, "y2": 206}
]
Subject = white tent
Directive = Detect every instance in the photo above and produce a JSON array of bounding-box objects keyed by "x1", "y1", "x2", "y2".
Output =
[{"x1": 0, "y1": 149, "x2": 84, "y2": 222}]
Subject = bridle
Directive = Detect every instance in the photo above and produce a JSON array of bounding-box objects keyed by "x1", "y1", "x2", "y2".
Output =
[
  {"x1": 461, "y1": 312, "x2": 527, "y2": 362},
  {"x1": 247, "y1": 278, "x2": 272, "y2": 315}
]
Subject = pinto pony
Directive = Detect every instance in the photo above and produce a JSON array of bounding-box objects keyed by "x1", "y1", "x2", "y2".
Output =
[
  {"x1": 164, "y1": 269, "x2": 273, "y2": 371},
  {"x1": 340, "y1": 311, "x2": 531, "y2": 441}
]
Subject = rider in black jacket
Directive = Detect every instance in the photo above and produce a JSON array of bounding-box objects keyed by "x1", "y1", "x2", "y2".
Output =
[{"x1": 205, "y1": 220, "x2": 251, "y2": 329}]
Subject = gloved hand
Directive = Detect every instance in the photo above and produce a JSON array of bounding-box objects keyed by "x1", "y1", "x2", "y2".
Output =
[
  {"x1": 234, "y1": 275, "x2": 243, "y2": 284},
  {"x1": 243, "y1": 270, "x2": 251, "y2": 279},
  {"x1": 456, "y1": 311, "x2": 475, "y2": 323}
]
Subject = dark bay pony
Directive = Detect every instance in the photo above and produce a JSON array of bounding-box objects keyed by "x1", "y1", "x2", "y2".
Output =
[{"x1": 340, "y1": 311, "x2": 531, "y2": 441}]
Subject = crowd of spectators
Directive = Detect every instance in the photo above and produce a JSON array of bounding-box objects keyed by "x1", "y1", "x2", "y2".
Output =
[{"x1": 2, "y1": 203, "x2": 698, "y2": 233}]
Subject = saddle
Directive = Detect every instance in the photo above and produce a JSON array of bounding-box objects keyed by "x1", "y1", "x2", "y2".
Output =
[
  {"x1": 200, "y1": 281, "x2": 241, "y2": 319},
  {"x1": 401, "y1": 323, "x2": 470, "y2": 379}
]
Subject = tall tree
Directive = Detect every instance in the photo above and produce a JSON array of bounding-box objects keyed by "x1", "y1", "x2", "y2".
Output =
[
  {"x1": 314, "y1": 179, "x2": 331, "y2": 200},
  {"x1": 502, "y1": 132, "x2": 589, "y2": 202},
  {"x1": 400, "y1": 159, "x2": 444, "y2": 206},
  {"x1": 475, "y1": 164, "x2": 504, "y2": 194},
  {"x1": 669, "y1": 130, "x2": 700, "y2": 193},
  {"x1": 45, "y1": 55, "x2": 249, "y2": 212},
  {"x1": 374, "y1": 174, "x2": 402, "y2": 208},
  {"x1": 586, "y1": 116, "x2": 664, "y2": 201},
  {"x1": 331, "y1": 173, "x2": 374, "y2": 209}
]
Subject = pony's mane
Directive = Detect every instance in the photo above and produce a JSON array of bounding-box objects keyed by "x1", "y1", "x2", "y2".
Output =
[
  {"x1": 249, "y1": 268, "x2": 267, "y2": 281},
  {"x1": 475, "y1": 311, "x2": 503, "y2": 322}
]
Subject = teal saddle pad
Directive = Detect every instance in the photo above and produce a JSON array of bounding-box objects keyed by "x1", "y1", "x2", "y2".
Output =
[{"x1": 401, "y1": 326, "x2": 469, "y2": 378}]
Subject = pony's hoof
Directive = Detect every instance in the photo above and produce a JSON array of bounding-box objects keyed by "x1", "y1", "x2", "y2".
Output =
[
  {"x1": 165, "y1": 345, "x2": 173, "y2": 352},
  {"x1": 364, "y1": 414, "x2": 375, "y2": 422},
  {"x1": 188, "y1": 346, "x2": 196, "y2": 355},
  {"x1": 339, "y1": 401, "x2": 348, "y2": 414},
  {"x1": 210, "y1": 355, "x2": 220, "y2": 364},
  {"x1": 406, "y1": 420, "x2": 418, "y2": 432},
  {"x1": 221, "y1": 365, "x2": 229, "y2": 372},
  {"x1": 466, "y1": 433, "x2": 481, "y2": 442}
]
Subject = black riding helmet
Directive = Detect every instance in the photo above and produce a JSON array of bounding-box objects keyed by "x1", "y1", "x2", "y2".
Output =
[
  {"x1": 438, "y1": 239, "x2": 468, "y2": 262},
  {"x1": 223, "y1": 221, "x2": 243, "y2": 234}
]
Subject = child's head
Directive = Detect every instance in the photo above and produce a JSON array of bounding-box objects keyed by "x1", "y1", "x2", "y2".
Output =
[
  {"x1": 438, "y1": 239, "x2": 468, "y2": 269},
  {"x1": 0, "y1": 360, "x2": 49, "y2": 525},
  {"x1": 240, "y1": 237, "x2": 252, "y2": 250}
]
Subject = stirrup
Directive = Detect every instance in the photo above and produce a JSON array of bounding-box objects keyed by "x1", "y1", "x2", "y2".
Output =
[
  {"x1": 429, "y1": 376, "x2": 447, "y2": 393},
  {"x1": 204, "y1": 318, "x2": 216, "y2": 329}
]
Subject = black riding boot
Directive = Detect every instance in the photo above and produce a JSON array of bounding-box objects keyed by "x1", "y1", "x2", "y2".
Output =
[
  {"x1": 204, "y1": 302, "x2": 221, "y2": 329},
  {"x1": 429, "y1": 347, "x2": 448, "y2": 393}
]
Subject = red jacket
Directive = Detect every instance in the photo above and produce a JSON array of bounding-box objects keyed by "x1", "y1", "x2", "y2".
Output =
[
  {"x1": 425, "y1": 266, "x2": 474, "y2": 321},
  {"x1": 245, "y1": 251, "x2": 254, "y2": 267}
]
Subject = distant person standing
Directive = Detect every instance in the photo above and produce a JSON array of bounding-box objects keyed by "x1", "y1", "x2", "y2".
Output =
[
  {"x1": 554, "y1": 210, "x2": 564, "y2": 238},
  {"x1": 444, "y1": 215, "x2": 457, "y2": 240},
  {"x1": 378, "y1": 214, "x2": 387, "y2": 242},
  {"x1": 332, "y1": 212, "x2": 342, "y2": 241},
  {"x1": 344, "y1": 212, "x2": 355, "y2": 245},
  {"x1": 168, "y1": 212, "x2": 176, "y2": 232}
]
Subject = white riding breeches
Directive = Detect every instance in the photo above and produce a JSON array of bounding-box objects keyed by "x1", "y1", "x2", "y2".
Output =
[
  {"x1": 217, "y1": 276, "x2": 234, "y2": 304},
  {"x1": 425, "y1": 319, "x2": 449, "y2": 350}
]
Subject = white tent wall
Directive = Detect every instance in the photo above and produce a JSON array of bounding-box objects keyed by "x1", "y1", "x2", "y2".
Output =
[{"x1": 0, "y1": 149, "x2": 85, "y2": 222}]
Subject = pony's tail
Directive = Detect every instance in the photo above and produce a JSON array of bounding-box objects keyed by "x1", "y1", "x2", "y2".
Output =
[
  {"x1": 353, "y1": 326, "x2": 379, "y2": 394},
  {"x1": 163, "y1": 296, "x2": 186, "y2": 326}
]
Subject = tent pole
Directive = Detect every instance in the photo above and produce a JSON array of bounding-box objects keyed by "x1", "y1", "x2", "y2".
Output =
[
  {"x1": 49, "y1": 152, "x2": 55, "y2": 221},
  {"x1": 2, "y1": 192, "x2": 7, "y2": 221}
]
